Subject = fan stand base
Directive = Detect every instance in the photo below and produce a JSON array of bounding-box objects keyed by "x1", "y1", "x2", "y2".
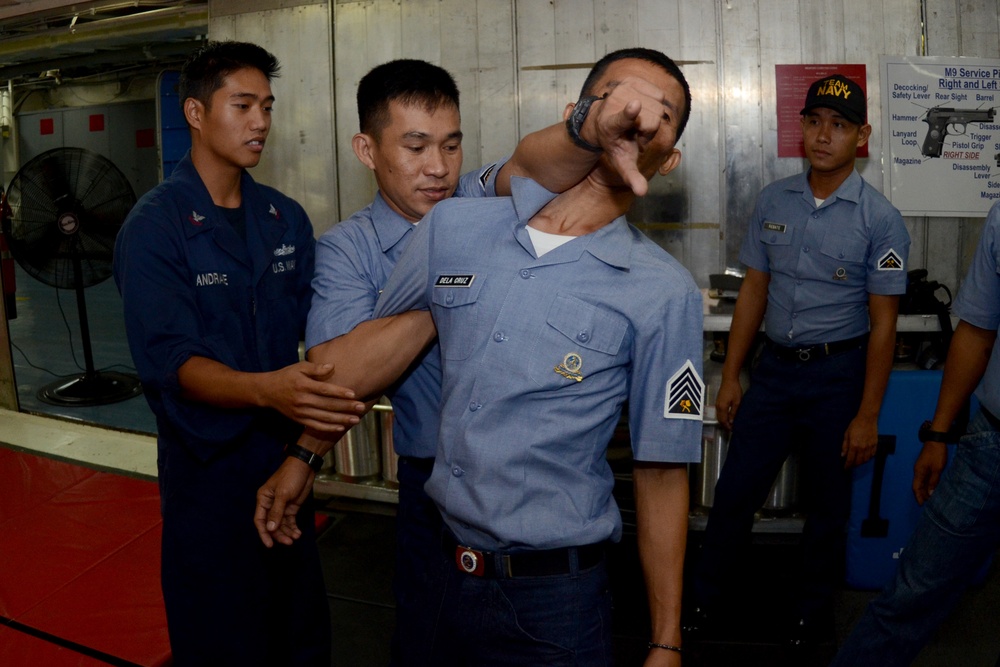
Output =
[{"x1": 37, "y1": 371, "x2": 143, "y2": 407}]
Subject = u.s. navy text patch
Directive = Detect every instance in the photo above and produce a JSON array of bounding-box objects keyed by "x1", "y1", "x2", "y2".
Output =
[
  {"x1": 664, "y1": 360, "x2": 704, "y2": 420},
  {"x1": 763, "y1": 221, "x2": 787, "y2": 233}
]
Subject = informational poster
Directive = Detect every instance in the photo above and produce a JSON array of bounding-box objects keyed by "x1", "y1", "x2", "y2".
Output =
[
  {"x1": 882, "y1": 55, "x2": 1000, "y2": 217},
  {"x1": 775, "y1": 64, "x2": 868, "y2": 158}
]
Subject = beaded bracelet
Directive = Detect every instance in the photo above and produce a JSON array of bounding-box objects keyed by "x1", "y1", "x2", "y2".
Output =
[{"x1": 648, "y1": 641, "x2": 683, "y2": 654}]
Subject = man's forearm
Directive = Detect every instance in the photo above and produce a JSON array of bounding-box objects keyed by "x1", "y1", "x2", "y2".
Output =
[
  {"x1": 855, "y1": 295, "x2": 899, "y2": 421},
  {"x1": 177, "y1": 356, "x2": 265, "y2": 408},
  {"x1": 930, "y1": 320, "x2": 996, "y2": 432},
  {"x1": 308, "y1": 310, "x2": 436, "y2": 401},
  {"x1": 634, "y1": 463, "x2": 689, "y2": 648},
  {"x1": 495, "y1": 121, "x2": 602, "y2": 196}
]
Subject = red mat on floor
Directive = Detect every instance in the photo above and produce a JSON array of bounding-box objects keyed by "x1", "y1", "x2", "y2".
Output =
[{"x1": 0, "y1": 446, "x2": 170, "y2": 666}]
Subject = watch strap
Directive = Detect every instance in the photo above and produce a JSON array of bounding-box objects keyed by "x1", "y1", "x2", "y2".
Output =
[
  {"x1": 286, "y1": 443, "x2": 324, "y2": 472},
  {"x1": 566, "y1": 94, "x2": 605, "y2": 152},
  {"x1": 918, "y1": 420, "x2": 951, "y2": 444}
]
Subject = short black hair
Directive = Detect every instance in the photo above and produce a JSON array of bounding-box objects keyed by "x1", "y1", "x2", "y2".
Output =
[
  {"x1": 580, "y1": 48, "x2": 691, "y2": 140},
  {"x1": 179, "y1": 41, "x2": 280, "y2": 110},
  {"x1": 357, "y1": 59, "x2": 460, "y2": 138}
]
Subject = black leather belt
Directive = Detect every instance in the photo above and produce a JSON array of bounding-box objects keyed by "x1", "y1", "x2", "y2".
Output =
[
  {"x1": 444, "y1": 533, "x2": 605, "y2": 579},
  {"x1": 767, "y1": 334, "x2": 867, "y2": 362}
]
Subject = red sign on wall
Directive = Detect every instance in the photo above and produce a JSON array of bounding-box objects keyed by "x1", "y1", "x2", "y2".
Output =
[
  {"x1": 89, "y1": 114, "x2": 105, "y2": 132},
  {"x1": 39, "y1": 118, "x2": 54, "y2": 135},
  {"x1": 775, "y1": 64, "x2": 868, "y2": 158}
]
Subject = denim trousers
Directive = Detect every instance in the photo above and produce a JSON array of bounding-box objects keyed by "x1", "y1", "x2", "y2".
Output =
[
  {"x1": 427, "y1": 545, "x2": 614, "y2": 666},
  {"x1": 693, "y1": 343, "x2": 866, "y2": 621},
  {"x1": 830, "y1": 408, "x2": 1000, "y2": 667},
  {"x1": 390, "y1": 456, "x2": 448, "y2": 667}
]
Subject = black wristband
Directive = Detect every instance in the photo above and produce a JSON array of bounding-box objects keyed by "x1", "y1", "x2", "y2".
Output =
[
  {"x1": 648, "y1": 642, "x2": 683, "y2": 654},
  {"x1": 286, "y1": 443, "x2": 324, "y2": 473},
  {"x1": 918, "y1": 420, "x2": 951, "y2": 444},
  {"x1": 566, "y1": 94, "x2": 606, "y2": 152}
]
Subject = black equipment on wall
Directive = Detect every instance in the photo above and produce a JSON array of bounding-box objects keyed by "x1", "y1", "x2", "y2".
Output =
[{"x1": 3, "y1": 147, "x2": 142, "y2": 406}]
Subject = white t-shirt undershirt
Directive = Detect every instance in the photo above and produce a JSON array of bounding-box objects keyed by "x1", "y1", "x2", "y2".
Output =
[{"x1": 527, "y1": 226, "x2": 575, "y2": 256}]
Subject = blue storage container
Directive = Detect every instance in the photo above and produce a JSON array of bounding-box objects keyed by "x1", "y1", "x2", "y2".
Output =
[{"x1": 846, "y1": 369, "x2": 942, "y2": 590}]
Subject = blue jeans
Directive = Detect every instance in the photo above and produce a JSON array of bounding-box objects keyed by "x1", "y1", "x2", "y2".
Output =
[
  {"x1": 693, "y1": 343, "x2": 866, "y2": 621},
  {"x1": 428, "y1": 545, "x2": 614, "y2": 666},
  {"x1": 391, "y1": 456, "x2": 448, "y2": 667},
  {"x1": 831, "y1": 408, "x2": 1000, "y2": 666}
]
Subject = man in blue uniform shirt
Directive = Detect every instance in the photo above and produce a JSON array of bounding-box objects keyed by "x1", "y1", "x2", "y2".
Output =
[
  {"x1": 831, "y1": 201, "x2": 1000, "y2": 666},
  {"x1": 113, "y1": 41, "x2": 365, "y2": 665},
  {"x1": 258, "y1": 48, "x2": 701, "y2": 665},
  {"x1": 257, "y1": 56, "x2": 686, "y2": 666},
  {"x1": 690, "y1": 73, "x2": 911, "y2": 643}
]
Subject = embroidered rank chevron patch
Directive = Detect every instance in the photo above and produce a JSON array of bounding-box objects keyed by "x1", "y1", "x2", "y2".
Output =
[
  {"x1": 478, "y1": 162, "x2": 498, "y2": 190},
  {"x1": 664, "y1": 360, "x2": 705, "y2": 420},
  {"x1": 877, "y1": 249, "x2": 903, "y2": 270}
]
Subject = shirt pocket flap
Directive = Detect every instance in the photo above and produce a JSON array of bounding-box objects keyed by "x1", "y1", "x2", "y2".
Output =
[
  {"x1": 761, "y1": 226, "x2": 792, "y2": 246},
  {"x1": 431, "y1": 274, "x2": 485, "y2": 308},
  {"x1": 820, "y1": 234, "x2": 867, "y2": 263},
  {"x1": 546, "y1": 293, "x2": 628, "y2": 355}
]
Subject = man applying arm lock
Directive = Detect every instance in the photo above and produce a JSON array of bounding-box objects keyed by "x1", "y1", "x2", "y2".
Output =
[
  {"x1": 254, "y1": 56, "x2": 689, "y2": 666},
  {"x1": 350, "y1": 48, "x2": 700, "y2": 667}
]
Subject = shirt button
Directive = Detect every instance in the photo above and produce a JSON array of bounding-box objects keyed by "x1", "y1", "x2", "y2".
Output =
[
  {"x1": 519, "y1": 269, "x2": 531, "y2": 279},
  {"x1": 838, "y1": 252, "x2": 845, "y2": 259},
  {"x1": 445, "y1": 293, "x2": 455, "y2": 304},
  {"x1": 469, "y1": 402, "x2": 481, "y2": 412},
  {"x1": 493, "y1": 331, "x2": 505, "y2": 342},
  {"x1": 803, "y1": 246, "x2": 810, "y2": 253},
  {"x1": 451, "y1": 465, "x2": 464, "y2": 477},
  {"x1": 791, "y1": 313, "x2": 798, "y2": 319},
  {"x1": 577, "y1": 331, "x2": 590, "y2": 343}
]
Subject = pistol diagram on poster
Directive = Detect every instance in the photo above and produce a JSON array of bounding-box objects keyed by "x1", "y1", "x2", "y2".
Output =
[{"x1": 883, "y1": 56, "x2": 1000, "y2": 217}]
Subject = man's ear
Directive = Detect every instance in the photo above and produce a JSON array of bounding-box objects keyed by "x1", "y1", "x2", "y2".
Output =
[
  {"x1": 563, "y1": 101, "x2": 576, "y2": 122},
  {"x1": 857, "y1": 123, "x2": 872, "y2": 148},
  {"x1": 183, "y1": 98, "x2": 203, "y2": 131},
  {"x1": 352, "y1": 133, "x2": 377, "y2": 171},
  {"x1": 657, "y1": 148, "x2": 682, "y2": 177}
]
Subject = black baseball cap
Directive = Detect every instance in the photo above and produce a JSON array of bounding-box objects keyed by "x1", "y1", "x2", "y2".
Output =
[{"x1": 800, "y1": 74, "x2": 866, "y2": 125}]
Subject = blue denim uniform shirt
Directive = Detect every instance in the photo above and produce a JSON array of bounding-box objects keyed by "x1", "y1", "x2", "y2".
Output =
[
  {"x1": 306, "y1": 162, "x2": 501, "y2": 458},
  {"x1": 740, "y1": 169, "x2": 910, "y2": 346},
  {"x1": 374, "y1": 177, "x2": 704, "y2": 551},
  {"x1": 953, "y1": 201, "x2": 1000, "y2": 417}
]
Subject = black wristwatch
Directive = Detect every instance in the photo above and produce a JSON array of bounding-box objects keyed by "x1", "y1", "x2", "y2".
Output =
[
  {"x1": 918, "y1": 420, "x2": 950, "y2": 444},
  {"x1": 565, "y1": 94, "x2": 605, "y2": 152},
  {"x1": 286, "y1": 443, "x2": 324, "y2": 472}
]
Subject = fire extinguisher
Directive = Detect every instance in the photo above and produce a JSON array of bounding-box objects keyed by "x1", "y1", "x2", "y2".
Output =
[{"x1": 0, "y1": 187, "x2": 16, "y2": 320}]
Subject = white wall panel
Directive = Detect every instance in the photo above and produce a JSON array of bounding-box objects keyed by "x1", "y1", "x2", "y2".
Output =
[
  {"x1": 475, "y1": 1, "x2": 518, "y2": 165},
  {"x1": 209, "y1": 4, "x2": 338, "y2": 235},
  {"x1": 333, "y1": 0, "x2": 517, "y2": 220}
]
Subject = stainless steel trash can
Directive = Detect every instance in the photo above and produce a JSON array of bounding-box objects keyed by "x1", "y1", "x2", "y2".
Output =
[
  {"x1": 333, "y1": 409, "x2": 380, "y2": 480},
  {"x1": 373, "y1": 399, "x2": 398, "y2": 486}
]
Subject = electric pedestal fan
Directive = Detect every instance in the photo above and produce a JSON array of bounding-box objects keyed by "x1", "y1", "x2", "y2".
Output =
[{"x1": 3, "y1": 146, "x2": 143, "y2": 406}]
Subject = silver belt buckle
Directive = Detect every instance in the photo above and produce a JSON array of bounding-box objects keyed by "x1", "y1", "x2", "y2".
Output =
[{"x1": 797, "y1": 348, "x2": 812, "y2": 362}]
